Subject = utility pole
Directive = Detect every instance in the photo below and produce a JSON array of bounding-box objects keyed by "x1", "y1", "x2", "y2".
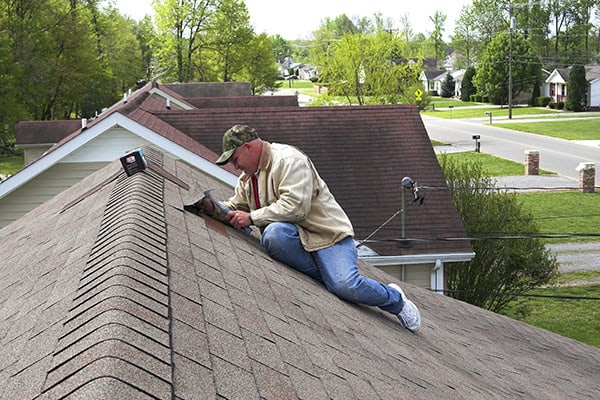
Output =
[{"x1": 508, "y1": 8, "x2": 515, "y2": 120}]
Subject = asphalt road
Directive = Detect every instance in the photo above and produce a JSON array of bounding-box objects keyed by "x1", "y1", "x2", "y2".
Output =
[{"x1": 422, "y1": 114, "x2": 600, "y2": 185}]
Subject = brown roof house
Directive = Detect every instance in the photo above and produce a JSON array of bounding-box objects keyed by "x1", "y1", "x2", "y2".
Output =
[
  {"x1": 3, "y1": 81, "x2": 473, "y2": 291},
  {"x1": 0, "y1": 147, "x2": 598, "y2": 399}
]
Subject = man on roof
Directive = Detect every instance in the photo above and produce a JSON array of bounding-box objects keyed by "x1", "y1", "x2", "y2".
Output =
[{"x1": 198, "y1": 124, "x2": 421, "y2": 332}]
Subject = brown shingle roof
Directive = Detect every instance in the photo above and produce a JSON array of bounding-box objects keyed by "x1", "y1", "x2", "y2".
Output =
[
  {"x1": 1, "y1": 147, "x2": 598, "y2": 399},
  {"x1": 153, "y1": 104, "x2": 471, "y2": 257},
  {"x1": 16, "y1": 120, "x2": 83, "y2": 146},
  {"x1": 186, "y1": 95, "x2": 298, "y2": 109}
]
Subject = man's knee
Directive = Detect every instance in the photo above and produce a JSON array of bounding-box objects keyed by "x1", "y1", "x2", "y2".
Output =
[
  {"x1": 260, "y1": 222, "x2": 294, "y2": 256},
  {"x1": 326, "y1": 276, "x2": 359, "y2": 302}
]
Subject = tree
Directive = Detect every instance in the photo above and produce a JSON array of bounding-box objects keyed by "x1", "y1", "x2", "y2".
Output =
[
  {"x1": 566, "y1": 64, "x2": 587, "y2": 111},
  {"x1": 452, "y1": 5, "x2": 480, "y2": 68},
  {"x1": 153, "y1": 0, "x2": 219, "y2": 82},
  {"x1": 240, "y1": 33, "x2": 281, "y2": 95},
  {"x1": 313, "y1": 31, "x2": 421, "y2": 105},
  {"x1": 460, "y1": 66, "x2": 476, "y2": 102},
  {"x1": 428, "y1": 11, "x2": 447, "y2": 66},
  {"x1": 0, "y1": 29, "x2": 27, "y2": 147},
  {"x1": 208, "y1": 0, "x2": 254, "y2": 82},
  {"x1": 439, "y1": 154, "x2": 558, "y2": 312},
  {"x1": 441, "y1": 73, "x2": 455, "y2": 98},
  {"x1": 81, "y1": 7, "x2": 146, "y2": 118},
  {"x1": 134, "y1": 16, "x2": 157, "y2": 81},
  {"x1": 473, "y1": 31, "x2": 540, "y2": 105}
]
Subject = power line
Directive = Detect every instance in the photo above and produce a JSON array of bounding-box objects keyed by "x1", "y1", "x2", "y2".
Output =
[
  {"x1": 359, "y1": 233, "x2": 600, "y2": 244},
  {"x1": 430, "y1": 288, "x2": 600, "y2": 301}
]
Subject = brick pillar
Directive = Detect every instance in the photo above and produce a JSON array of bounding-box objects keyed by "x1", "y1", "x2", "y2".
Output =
[
  {"x1": 576, "y1": 162, "x2": 595, "y2": 193},
  {"x1": 525, "y1": 150, "x2": 539, "y2": 176}
]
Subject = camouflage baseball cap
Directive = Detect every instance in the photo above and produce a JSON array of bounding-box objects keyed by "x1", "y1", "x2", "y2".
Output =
[{"x1": 215, "y1": 125, "x2": 259, "y2": 165}]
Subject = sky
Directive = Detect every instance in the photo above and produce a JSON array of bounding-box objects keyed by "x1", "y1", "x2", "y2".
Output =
[{"x1": 112, "y1": 0, "x2": 471, "y2": 40}]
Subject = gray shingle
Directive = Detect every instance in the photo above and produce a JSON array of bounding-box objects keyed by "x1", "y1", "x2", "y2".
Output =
[{"x1": 0, "y1": 147, "x2": 599, "y2": 399}]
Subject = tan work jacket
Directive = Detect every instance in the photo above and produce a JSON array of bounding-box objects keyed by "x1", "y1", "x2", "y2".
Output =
[{"x1": 223, "y1": 141, "x2": 354, "y2": 251}]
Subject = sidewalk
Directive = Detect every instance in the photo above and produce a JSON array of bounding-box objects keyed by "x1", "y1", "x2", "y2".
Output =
[{"x1": 493, "y1": 175, "x2": 579, "y2": 192}]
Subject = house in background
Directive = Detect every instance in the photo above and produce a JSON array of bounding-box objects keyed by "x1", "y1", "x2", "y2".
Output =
[
  {"x1": 420, "y1": 68, "x2": 465, "y2": 98},
  {"x1": 0, "y1": 148, "x2": 598, "y2": 399},
  {"x1": 2, "y1": 82, "x2": 473, "y2": 291},
  {"x1": 544, "y1": 68, "x2": 570, "y2": 103},
  {"x1": 544, "y1": 65, "x2": 600, "y2": 108},
  {"x1": 420, "y1": 69, "x2": 447, "y2": 96}
]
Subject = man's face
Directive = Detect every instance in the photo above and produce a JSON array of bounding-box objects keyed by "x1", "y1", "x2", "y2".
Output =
[{"x1": 229, "y1": 143, "x2": 258, "y2": 175}]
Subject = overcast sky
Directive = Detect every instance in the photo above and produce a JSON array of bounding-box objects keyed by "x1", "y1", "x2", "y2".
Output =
[{"x1": 112, "y1": 0, "x2": 471, "y2": 40}]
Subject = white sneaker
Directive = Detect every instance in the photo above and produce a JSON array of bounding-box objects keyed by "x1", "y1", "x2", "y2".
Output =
[{"x1": 389, "y1": 283, "x2": 421, "y2": 333}]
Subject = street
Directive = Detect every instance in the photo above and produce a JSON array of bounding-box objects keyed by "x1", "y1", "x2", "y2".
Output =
[{"x1": 422, "y1": 114, "x2": 600, "y2": 185}]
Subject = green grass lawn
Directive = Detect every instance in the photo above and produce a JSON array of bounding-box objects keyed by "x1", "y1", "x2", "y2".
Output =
[
  {"x1": 495, "y1": 119, "x2": 600, "y2": 140},
  {"x1": 518, "y1": 191, "x2": 600, "y2": 242},
  {"x1": 436, "y1": 151, "x2": 554, "y2": 176},
  {"x1": 423, "y1": 105, "x2": 559, "y2": 119},
  {"x1": 501, "y1": 276, "x2": 600, "y2": 348},
  {"x1": 428, "y1": 98, "x2": 483, "y2": 108},
  {"x1": 436, "y1": 151, "x2": 599, "y2": 243},
  {"x1": 0, "y1": 153, "x2": 24, "y2": 178},
  {"x1": 279, "y1": 79, "x2": 315, "y2": 90}
]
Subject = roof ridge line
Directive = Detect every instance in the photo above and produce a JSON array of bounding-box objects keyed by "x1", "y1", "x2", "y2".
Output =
[{"x1": 40, "y1": 148, "x2": 174, "y2": 399}]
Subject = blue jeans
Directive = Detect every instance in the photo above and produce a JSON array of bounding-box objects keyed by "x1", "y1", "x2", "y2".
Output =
[{"x1": 260, "y1": 222, "x2": 404, "y2": 315}]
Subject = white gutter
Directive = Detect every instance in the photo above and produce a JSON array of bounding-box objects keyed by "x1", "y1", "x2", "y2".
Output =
[
  {"x1": 361, "y1": 252, "x2": 475, "y2": 296},
  {"x1": 360, "y1": 252, "x2": 475, "y2": 266}
]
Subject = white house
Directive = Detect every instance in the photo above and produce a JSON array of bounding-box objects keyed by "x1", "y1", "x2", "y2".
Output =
[
  {"x1": 420, "y1": 69, "x2": 447, "y2": 95},
  {"x1": 544, "y1": 65, "x2": 600, "y2": 108}
]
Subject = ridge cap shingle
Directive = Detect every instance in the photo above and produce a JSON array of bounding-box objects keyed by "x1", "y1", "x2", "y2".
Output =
[{"x1": 39, "y1": 147, "x2": 172, "y2": 399}]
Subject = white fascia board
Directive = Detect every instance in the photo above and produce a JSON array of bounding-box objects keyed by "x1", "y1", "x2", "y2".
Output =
[
  {"x1": 148, "y1": 88, "x2": 194, "y2": 110},
  {"x1": 546, "y1": 69, "x2": 566, "y2": 84},
  {"x1": 114, "y1": 114, "x2": 238, "y2": 187},
  {"x1": 0, "y1": 113, "x2": 237, "y2": 198},
  {"x1": 360, "y1": 252, "x2": 475, "y2": 266}
]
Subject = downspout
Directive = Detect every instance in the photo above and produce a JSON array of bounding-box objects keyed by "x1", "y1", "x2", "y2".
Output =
[{"x1": 431, "y1": 259, "x2": 444, "y2": 295}]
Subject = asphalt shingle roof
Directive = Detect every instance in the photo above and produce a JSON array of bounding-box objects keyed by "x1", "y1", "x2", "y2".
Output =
[{"x1": 1, "y1": 147, "x2": 599, "y2": 399}]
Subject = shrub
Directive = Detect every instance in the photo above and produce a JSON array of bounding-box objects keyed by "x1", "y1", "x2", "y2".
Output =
[{"x1": 536, "y1": 96, "x2": 551, "y2": 107}]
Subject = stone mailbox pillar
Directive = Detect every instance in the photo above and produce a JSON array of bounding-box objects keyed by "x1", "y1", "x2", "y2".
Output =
[
  {"x1": 525, "y1": 150, "x2": 539, "y2": 176},
  {"x1": 576, "y1": 162, "x2": 595, "y2": 193}
]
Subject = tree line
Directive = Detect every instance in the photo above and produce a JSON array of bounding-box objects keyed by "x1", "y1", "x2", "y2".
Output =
[
  {"x1": 2, "y1": 0, "x2": 599, "y2": 145},
  {"x1": 0, "y1": 0, "x2": 279, "y2": 147},
  {"x1": 292, "y1": 0, "x2": 600, "y2": 107}
]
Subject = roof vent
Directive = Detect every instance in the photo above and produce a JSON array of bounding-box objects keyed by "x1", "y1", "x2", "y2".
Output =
[
  {"x1": 81, "y1": 118, "x2": 87, "y2": 130},
  {"x1": 166, "y1": 98, "x2": 171, "y2": 109},
  {"x1": 120, "y1": 148, "x2": 147, "y2": 176}
]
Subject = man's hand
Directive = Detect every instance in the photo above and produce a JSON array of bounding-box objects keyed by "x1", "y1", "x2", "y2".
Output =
[{"x1": 228, "y1": 210, "x2": 252, "y2": 230}]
